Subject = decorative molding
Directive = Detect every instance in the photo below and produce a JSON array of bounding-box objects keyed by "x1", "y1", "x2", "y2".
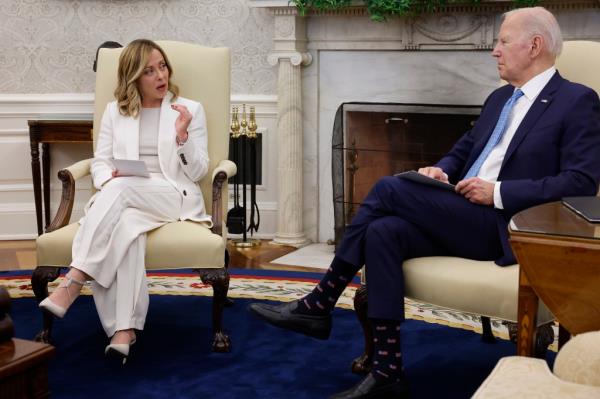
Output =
[
  {"x1": 0, "y1": 93, "x2": 277, "y2": 116},
  {"x1": 0, "y1": 202, "x2": 35, "y2": 213},
  {"x1": 0, "y1": 233, "x2": 37, "y2": 240},
  {"x1": 413, "y1": 15, "x2": 484, "y2": 43},
  {"x1": 267, "y1": 51, "x2": 313, "y2": 66},
  {"x1": 251, "y1": 1, "x2": 600, "y2": 15},
  {"x1": 0, "y1": 93, "x2": 94, "y2": 117},
  {"x1": 231, "y1": 94, "x2": 279, "y2": 115},
  {"x1": 0, "y1": 183, "x2": 38, "y2": 192}
]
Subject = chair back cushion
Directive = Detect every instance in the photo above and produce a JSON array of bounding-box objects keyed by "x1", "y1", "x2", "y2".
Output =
[
  {"x1": 93, "y1": 41, "x2": 230, "y2": 209},
  {"x1": 556, "y1": 41, "x2": 600, "y2": 95}
]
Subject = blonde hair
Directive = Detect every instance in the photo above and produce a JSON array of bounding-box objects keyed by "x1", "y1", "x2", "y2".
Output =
[
  {"x1": 114, "y1": 39, "x2": 179, "y2": 117},
  {"x1": 503, "y1": 7, "x2": 563, "y2": 58}
]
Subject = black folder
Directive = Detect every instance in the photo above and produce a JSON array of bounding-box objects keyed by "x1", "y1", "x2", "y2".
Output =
[
  {"x1": 394, "y1": 170, "x2": 456, "y2": 193},
  {"x1": 562, "y1": 196, "x2": 600, "y2": 223}
]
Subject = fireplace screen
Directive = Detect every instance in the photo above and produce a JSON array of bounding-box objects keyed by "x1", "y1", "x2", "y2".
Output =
[{"x1": 332, "y1": 102, "x2": 481, "y2": 247}]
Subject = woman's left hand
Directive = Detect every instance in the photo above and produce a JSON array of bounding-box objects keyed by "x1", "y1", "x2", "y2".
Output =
[{"x1": 172, "y1": 104, "x2": 191, "y2": 141}]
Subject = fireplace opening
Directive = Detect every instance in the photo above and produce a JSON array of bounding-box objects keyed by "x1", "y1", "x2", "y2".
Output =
[{"x1": 332, "y1": 102, "x2": 482, "y2": 246}]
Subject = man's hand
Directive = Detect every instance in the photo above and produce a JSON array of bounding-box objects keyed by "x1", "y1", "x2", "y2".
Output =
[
  {"x1": 417, "y1": 166, "x2": 449, "y2": 183},
  {"x1": 456, "y1": 177, "x2": 495, "y2": 206}
]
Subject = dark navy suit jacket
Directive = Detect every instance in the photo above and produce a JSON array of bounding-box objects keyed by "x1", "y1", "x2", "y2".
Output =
[{"x1": 435, "y1": 72, "x2": 600, "y2": 265}]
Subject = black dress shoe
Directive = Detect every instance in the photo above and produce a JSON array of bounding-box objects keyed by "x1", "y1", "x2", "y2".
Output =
[
  {"x1": 248, "y1": 300, "x2": 332, "y2": 340},
  {"x1": 329, "y1": 373, "x2": 410, "y2": 399}
]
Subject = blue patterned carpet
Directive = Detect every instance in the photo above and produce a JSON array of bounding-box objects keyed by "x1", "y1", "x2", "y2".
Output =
[{"x1": 4, "y1": 268, "x2": 554, "y2": 398}]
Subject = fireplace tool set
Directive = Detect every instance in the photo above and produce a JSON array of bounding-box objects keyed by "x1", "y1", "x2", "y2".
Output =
[{"x1": 227, "y1": 105, "x2": 260, "y2": 247}]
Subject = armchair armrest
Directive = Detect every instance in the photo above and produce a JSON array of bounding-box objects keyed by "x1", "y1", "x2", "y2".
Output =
[
  {"x1": 212, "y1": 159, "x2": 237, "y2": 182},
  {"x1": 211, "y1": 160, "x2": 237, "y2": 236},
  {"x1": 46, "y1": 158, "x2": 92, "y2": 233}
]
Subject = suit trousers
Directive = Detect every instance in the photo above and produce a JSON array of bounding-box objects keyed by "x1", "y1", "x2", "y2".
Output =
[
  {"x1": 71, "y1": 174, "x2": 182, "y2": 337},
  {"x1": 337, "y1": 176, "x2": 504, "y2": 321}
]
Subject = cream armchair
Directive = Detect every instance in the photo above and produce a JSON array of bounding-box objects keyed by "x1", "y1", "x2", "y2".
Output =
[
  {"x1": 351, "y1": 41, "x2": 600, "y2": 373},
  {"x1": 31, "y1": 41, "x2": 236, "y2": 352},
  {"x1": 473, "y1": 330, "x2": 600, "y2": 398}
]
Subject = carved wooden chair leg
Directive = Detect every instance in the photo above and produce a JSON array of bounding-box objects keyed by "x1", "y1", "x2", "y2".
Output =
[
  {"x1": 223, "y1": 249, "x2": 234, "y2": 308},
  {"x1": 351, "y1": 284, "x2": 373, "y2": 375},
  {"x1": 505, "y1": 320, "x2": 554, "y2": 357},
  {"x1": 198, "y1": 267, "x2": 231, "y2": 353},
  {"x1": 534, "y1": 321, "x2": 555, "y2": 359},
  {"x1": 480, "y1": 316, "x2": 496, "y2": 343},
  {"x1": 31, "y1": 266, "x2": 63, "y2": 343}
]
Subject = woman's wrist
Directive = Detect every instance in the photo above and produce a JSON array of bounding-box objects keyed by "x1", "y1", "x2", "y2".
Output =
[{"x1": 176, "y1": 132, "x2": 188, "y2": 146}]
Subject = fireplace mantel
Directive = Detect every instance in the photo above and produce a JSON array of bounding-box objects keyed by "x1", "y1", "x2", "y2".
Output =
[{"x1": 250, "y1": 0, "x2": 600, "y2": 244}]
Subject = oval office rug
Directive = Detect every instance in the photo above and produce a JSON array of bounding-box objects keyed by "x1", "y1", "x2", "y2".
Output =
[
  {"x1": 2, "y1": 268, "x2": 556, "y2": 399},
  {"x1": 1, "y1": 268, "x2": 533, "y2": 341}
]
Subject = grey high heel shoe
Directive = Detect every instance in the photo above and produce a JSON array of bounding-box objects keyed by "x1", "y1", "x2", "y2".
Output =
[{"x1": 38, "y1": 274, "x2": 87, "y2": 318}]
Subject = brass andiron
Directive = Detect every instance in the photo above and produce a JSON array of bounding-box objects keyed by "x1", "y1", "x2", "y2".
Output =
[{"x1": 230, "y1": 104, "x2": 260, "y2": 248}]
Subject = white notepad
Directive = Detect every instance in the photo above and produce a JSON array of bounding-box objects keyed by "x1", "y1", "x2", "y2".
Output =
[{"x1": 111, "y1": 159, "x2": 150, "y2": 178}]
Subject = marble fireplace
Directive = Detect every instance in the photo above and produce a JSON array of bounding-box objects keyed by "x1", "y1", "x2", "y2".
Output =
[{"x1": 250, "y1": 0, "x2": 600, "y2": 245}]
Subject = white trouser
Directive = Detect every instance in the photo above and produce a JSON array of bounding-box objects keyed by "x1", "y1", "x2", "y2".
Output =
[{"x1": 71, "y1": 174, "x2": 182, "y2": 337}]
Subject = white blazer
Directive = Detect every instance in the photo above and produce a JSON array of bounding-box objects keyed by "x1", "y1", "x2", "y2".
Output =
[{"x1": 90, "y1": 92, "x2": 211, "y2": 224}]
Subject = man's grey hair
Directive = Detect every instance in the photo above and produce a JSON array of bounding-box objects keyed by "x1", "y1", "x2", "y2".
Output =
[{"x1": 503, "y1": 7, "x2": 563, "y2": 58}]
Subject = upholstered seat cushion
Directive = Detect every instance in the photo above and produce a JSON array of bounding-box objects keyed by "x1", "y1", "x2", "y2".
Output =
[
  {"x1": 472, "y1": 355, "x2": 600, "y2": 398},
  {"x1": 473, "y1": 331, "x2": 600, "y2": 398},
  {"x1": 37, "y1": 221, "x2": 225, "y2": 270},
  {"x1": 403, "y1": 257, "x2": 553, "y2": 323}
]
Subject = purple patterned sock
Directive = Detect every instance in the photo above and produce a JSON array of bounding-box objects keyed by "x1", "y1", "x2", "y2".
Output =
[
  {"x1": 294, "y1": 256, "x2": 359, "y2": 315},
  {"x1": 370, "y1": 318, "x2": 404, "y2": 383}
]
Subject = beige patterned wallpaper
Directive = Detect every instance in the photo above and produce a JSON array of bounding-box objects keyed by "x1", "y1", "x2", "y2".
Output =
[{"x1": 0, "y1": 0, "x2": 276, "y2": 94}]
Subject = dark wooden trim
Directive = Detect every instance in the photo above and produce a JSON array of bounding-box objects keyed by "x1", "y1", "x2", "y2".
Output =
[
  {"x1": 211, "y1": 171, "x2": 227, "y2": 236},
  {"x1": 46, "y1": 169, "x2": 76, "y2": 233}
]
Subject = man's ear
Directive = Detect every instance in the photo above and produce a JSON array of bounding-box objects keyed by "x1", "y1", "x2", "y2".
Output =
[{"x1": 530, "y1": 35, "x2": 544, "y2": 58}]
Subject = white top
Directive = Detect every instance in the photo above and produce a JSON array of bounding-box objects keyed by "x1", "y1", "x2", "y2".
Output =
[
  {"x1": 476, "y1": 66, "x2": 557, "y2": 209},
  {"x1": 139, "y1": 107, "x2": 161, "y2": 173}
]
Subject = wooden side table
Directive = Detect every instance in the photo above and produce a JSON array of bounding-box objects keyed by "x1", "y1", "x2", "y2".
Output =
[
  {"x1": 509, "y1": 201, "x2": 600, "y2": 356},
  {"x1": 28, "y1": 119, "x2": 93, "y2": 235},
  {"x1": 0, "y1": 338, "x2": 55, "y2": 399}
]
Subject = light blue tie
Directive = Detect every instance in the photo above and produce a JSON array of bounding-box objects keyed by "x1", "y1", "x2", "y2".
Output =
[{"x1": 464, "y1": 89, "x2": 524, "y2": 179}]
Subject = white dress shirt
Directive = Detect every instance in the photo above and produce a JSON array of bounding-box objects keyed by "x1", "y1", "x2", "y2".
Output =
[{"x1": 476, "y1": 66, "x2": 556, "y2": 209}]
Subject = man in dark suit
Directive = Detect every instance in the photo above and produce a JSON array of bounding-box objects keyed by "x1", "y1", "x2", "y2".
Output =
[{"x1": 250, "y1": 6, "x2": 600, "y2": 399}]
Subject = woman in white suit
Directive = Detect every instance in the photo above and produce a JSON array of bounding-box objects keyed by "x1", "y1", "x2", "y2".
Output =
[{"x1": 39, "y1": 39, "x2": 211, "y2": 362}]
